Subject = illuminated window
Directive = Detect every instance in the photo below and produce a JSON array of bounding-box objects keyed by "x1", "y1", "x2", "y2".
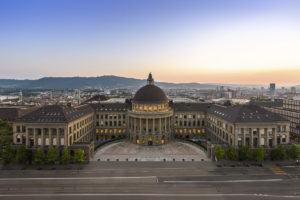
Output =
[
  {"x1": 188, "y1": 129, "x2": 192, "y2": 134},
  {"x1": 105, "y1": 129, "x2": 108, "y2": 134},
  {"x1": 161, "y1": 139, "x2": 165, "y2": 144},
  {"x1": 154, "y1": 105, "x2": 157, "y2": 111},
  {"x1": 100, "y1": 129, "x2": 103, "y2": 134},
  {"x1": 109, "y1": 129, "x2": 112, "y2": 134},
  {"x1": 96, "y1": 129, "x2": 99, "y2": 133},
  {"x1": 179, "y1": 129, "x2": 183, "y2": 133},
  {"x1": 123, "y1": 129, "x2": 126, "y2": 134},
  {"x1": 198, "y1": 129, "x2": 201, "y2": 134},
  {"x1": 139, "y1": 105, "x2": 143, "y2": 111},
  {"x1": 202, "y1": 129, "x2": 205, "y2": 134},
  {"x1": 136, "y1": 139, "x2": 140, "y2": 144},
  {"x1": 148, "y1": 136, "x2": 152, "y2": 141},
  {"x1": 144, "y1": 105, "x2": 147, "y2": 111},
  {"x1": 149, "y1": 106, "x2": 152, "y2": 112},
  {"x1": 184, "y1": 129, "x2": 187, "y2": 134},
  {"x1": 193, "y1": 129, "x2": 196, "y2": 134},
  {"x1": 175, "y1": 129, "x2": 178, "y2": 133},
  {"x1": 156, "y1": 139, "x2": 159, "y2": 144},
  {"x1": 142, "y1": 139, "x2": 145, "y2": 144},
  {"x1": 118, "y1": 129, "x2": 122, "y2": 134},
  {"x1": 158, "y1": 105, "x2": 161, "y2": 111}
]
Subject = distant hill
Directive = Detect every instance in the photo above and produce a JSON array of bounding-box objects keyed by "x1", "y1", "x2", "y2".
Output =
[{"x1": 0, "y1": 76, "x2": 263, "y2": 90}]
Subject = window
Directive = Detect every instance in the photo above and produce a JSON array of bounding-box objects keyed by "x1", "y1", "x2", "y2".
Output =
[
  {"x1": 277, "y1": 126, "x2": 280, "y2": 132},
  {"x1": 282, "y1": 125, "x2": 286, "y2": 132}
]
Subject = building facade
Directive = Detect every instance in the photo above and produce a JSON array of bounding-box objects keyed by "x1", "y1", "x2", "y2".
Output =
[
  {"x1": 12, "y1": 74, "x2": 291, "y2": 160},
  {"x1": 266, "y1": 99, "x2": 300, "y2": 141}
]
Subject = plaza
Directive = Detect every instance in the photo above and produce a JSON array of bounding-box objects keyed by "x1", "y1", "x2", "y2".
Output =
[{"x1": 93, "y1": 141, "x2": 209, "y2": 161}]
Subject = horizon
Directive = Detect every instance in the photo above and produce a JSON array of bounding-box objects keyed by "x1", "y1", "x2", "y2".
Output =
[
  {"x1": 0, "y1": 74, "x2": 296, "y2": 87},
  {"x1": 1, "y1": 0, "x2": 300, "y2": 85}
]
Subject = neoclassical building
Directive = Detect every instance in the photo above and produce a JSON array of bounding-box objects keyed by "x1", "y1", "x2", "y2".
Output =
[
  {"x1": 12, "y1": 73, "x2": 291, "y2": 160},
  {"x1": 128, "y1": 73, "x2": 173, "y2": 145}
]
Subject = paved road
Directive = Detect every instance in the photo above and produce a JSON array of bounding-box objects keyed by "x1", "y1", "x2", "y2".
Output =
[{"x1": 1, "y1": 162, "x2": 300, "y2": 200}]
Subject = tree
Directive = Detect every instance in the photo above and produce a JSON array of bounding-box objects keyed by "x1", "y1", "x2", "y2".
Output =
[
  {"x1": 254, "y1": 146, "x2": 267, "y2": 163},
  {"x1": 2, "y1": 144, "x2": 15, "y2": 165},
  {"x1": 46, "y1": 146, "x2": 57, "y2": 164},
  {"x1": 271, "y1": 145, "x2": 286, "y2": 160},
  {"x1": 287, "y1": 144, "x2": 300, "y2": 160},
  {"x1": 0, "y1": 120, "x2": 13, "y2": 159},
  {"x1": 214, "y1": 145, "x2": 225, "y2": 161},
  {"x1": 226, "y1": 146, "x2": 238, "y2": 161},
  {"x1": 239, "y1": 145, "x2": 252, "y2": 161},
  {"x1": 74, "y1": 149, "x2": 85, "y2": 164},
  {"x1": 16, "y1": 146, "x2": 29, "y2": 165},
  {"x1": 34, "y1": 147, "x2": 45, "y2": 164},
  {"x1": 61, "y1": 148, "x2": 70, "y2": 165}
]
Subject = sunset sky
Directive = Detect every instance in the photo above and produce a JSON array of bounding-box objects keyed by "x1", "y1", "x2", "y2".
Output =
[{"x1": 1, "y1": 0, "x2": 300, "y2": 85}]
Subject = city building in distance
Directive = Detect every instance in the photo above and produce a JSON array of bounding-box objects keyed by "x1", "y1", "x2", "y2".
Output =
[{"x1": 12, "y1": 74, "x2": 290, "y2": 160}]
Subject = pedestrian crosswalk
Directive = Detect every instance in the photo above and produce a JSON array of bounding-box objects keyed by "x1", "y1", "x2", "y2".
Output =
[{"x1": 270, "y1": 168, "x2": 287, "y2": 175}]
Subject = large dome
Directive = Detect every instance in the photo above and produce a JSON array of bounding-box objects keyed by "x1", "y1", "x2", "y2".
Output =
[{"x1": 133, "y1": 73, "x2": 168, "y2": 104}]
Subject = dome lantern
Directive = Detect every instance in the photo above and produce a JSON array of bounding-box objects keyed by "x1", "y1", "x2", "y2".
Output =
[{"x1": 147, "y1": 72, "x2": 154, "y2": 85}]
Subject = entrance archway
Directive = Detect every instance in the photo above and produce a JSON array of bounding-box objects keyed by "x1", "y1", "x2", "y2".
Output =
[{"x1": 148, "y1": 136, "x2": 153, "y2": 145}]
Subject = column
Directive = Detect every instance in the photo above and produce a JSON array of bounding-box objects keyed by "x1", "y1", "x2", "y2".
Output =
[
  {"x1": 34, "y1": 128, "x2": 37, "y2": 146},
  {"x1": 146, "y1": 118, "x2": 148, "y2": 134},
  {"x1": 164, "y1": 118, "x2": 167, "y2": 133},
  {"x1": 139, "y1": 118, "x2": 142, "y2": 134},
  {"x1": 134, "y1": 118, "x2": 136, "y2": 133},
  {"x1": 169, "y1": 117, "x2": 171, "y2": 132},
  {"x1": 25, "y1": 128, "x2": 29, "y2": 147},
  {"x1": 258, "y1": 128, "x2": 261, "y2": 147},
  {"x1": 152, "y1": 118, "x2": 155, "y2": 134},
  {"x1": 65, "y1": 128, "x2": 68, "y2": 147},
  {"x1": 159, "y1": 118, "x2": 162, "y2": 133},
  {"x1": 49, "y1": 128, "x2": 53, "y2": 146},
  {"x1": 273, "y1": 129, "x2": 277, "y2": 147},
  {"x1": 250, "y1": 128, "x2": 253, "y2": 148},
  {"x1": 266, "y1": 129, "x2": 269, "y2": 148},
  {"x1": 56, "y1": 128, "x2": 59, "y2": 147},
  {"x1": 41, "y1": 128, "x2": 45, "y2": 147}
]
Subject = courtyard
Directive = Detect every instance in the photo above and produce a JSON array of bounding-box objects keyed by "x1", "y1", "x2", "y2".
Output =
[{"x1": 93, "y1": 141, "x2": 209, "y2": 162}]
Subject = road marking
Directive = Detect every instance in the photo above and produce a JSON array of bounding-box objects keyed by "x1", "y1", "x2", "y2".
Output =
[
  {"x1": 0, "y1": 176, "x2": 157, "y2": 181},
  {"x1": 270, "y1": 168, "x2": 287, "y2": 175},
  {"x1": 0, "y1": 193, "x2": 299, "y2": 198},
  {"x1": 163, "y1": 179, "x2": 283, "y2": 183}
]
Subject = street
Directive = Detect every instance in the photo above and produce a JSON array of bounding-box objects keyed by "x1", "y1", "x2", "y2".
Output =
[{"x1": 1, "y1": 162, "x2": 300, "y2": 199}]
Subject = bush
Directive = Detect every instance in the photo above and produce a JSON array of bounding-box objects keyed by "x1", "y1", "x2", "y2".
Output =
[
  {"x1": 61, "y1": 148, "x2": 71, "y2": 165},
  {"x1": 239, "y1": 145, "x2": 252, "y2": 161},
  {"x1": 46, "y1": 146, "x2": 57, "y2": 164},
  {"x1": 34, "y1": 147, "x2": 45, "y2": 164},
  {"x1": 2, "y1": 144, "x2": 15, "y2": 165},
  {"x1": 287, "y1": 144, "x2": 299, "y2": 160},
  {"x1": 16, "y1": 146, "x2": 30, "y2": 165},
  {"x1": 226, "y1": 146, "x2": 238, "y2": 161},
  {"x1": 254, "y1": 146, "x2": 267, "y2": 163},
  {"x1": 271, "y1": 145, "x2": 286, "y2": 160},
  {"x1": 74, "y1": 149, "x2": 85, "y2": 164},
  {"x1": 214, "y1": 144, "x2": 225, "y2": 161}
]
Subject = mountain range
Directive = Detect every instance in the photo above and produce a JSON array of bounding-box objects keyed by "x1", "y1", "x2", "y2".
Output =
[{"x1": 0, "y1": 76, "x2": 264, "y2": 90}]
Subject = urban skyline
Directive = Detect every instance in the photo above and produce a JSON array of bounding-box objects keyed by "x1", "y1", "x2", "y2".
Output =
[{"x1": 1, "y1": 0, "x2": 300, "y2": 85}]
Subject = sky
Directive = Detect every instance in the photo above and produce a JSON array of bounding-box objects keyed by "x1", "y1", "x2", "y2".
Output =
[{"x1": 0, "y1": 0, "x2": 300, "y2": 86}]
